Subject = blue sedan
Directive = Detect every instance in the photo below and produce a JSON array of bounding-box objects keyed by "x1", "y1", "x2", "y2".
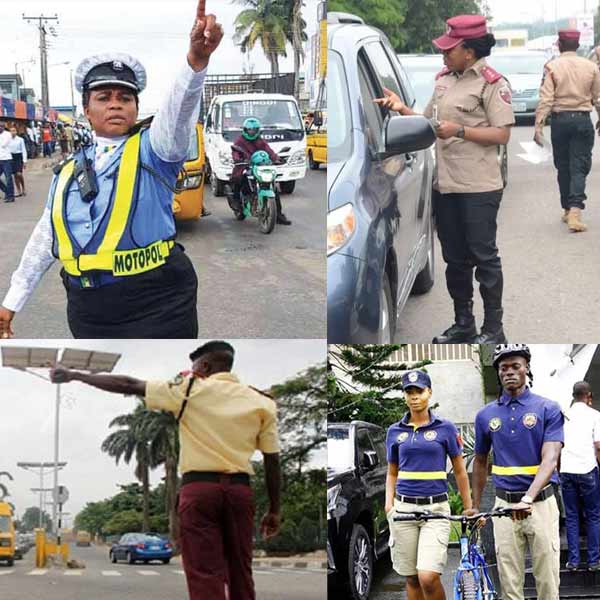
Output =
[{"x1": 109, "y1": 533, "x2": 173, "y2": 565}]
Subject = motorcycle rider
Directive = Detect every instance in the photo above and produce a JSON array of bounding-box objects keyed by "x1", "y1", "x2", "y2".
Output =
[{"x1": 230, "y1": 117, "x2": 291, "y2": 225}]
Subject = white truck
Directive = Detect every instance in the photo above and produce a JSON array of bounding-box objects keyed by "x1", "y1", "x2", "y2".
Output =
[{"x1": 204, "y1": 93, "x2": 307, "y2": 196}]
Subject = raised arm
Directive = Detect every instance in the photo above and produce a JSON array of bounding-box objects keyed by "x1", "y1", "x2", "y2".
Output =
[{"x1": 50, "y1": 365, "x2": 146, "y2": 397}]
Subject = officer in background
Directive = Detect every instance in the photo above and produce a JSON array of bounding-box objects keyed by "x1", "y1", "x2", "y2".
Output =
[
  {"x1": 469, "y1": 344, "x2": 564, "y2": 600},
  {"x1": 375, "y1": 15, "x2": 515, "y2": 344},
  {"x1": 49, "y1": 340, "x2": 281, "y2": 600},
  {"x1": 590, "y1": 45, "x2": 600, "y2": 69},
  {"x1": 560, "y1": 381, "x2": 600, "y2": 571},
  {"x1": 535, "y1": 29, "x2": 600, "y2": 233},
  {"x1": 0, "y1": 0, "x2": 223, "y2": 339}
]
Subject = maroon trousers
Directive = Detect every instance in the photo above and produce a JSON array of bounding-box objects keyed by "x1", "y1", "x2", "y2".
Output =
[{"x1": 178, "y1": 480, "x2": 255, "y2": 600}]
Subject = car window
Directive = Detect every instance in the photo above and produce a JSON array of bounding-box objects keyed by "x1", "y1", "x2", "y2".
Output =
[
  {"x1": 186, "y1": 127, "x2": 199, "y2": 162},
  {"x1": 363, "y1": 41, "x2": 408, "y2": 106},
  {"x1": 119, "y1": 534, "x2": 128, "y2": 544},
  {"x1": 392, "y1": 53, "x2": 416, "y2": 108},
  {"x1": 357, "y1": 55, "x2": 384, "y2": 152},
  {"x1": 368, "y1": 428, "x2": 388, "y2": 466},
  {"x1": 329, "y1": 51, "x2": 352, "y2": 163},
  {"x1": 487, "y1": 54, "x2": 547, "y2": 76},
  {"x1": 0, "y1": 516, "x2": 10, "y2": 533},
  {"x1": 355, "y1": 427, "x2": 375, "y2": 459}
]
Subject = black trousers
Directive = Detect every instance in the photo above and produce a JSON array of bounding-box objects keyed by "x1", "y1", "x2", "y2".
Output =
[
  {"x1": 63, "y1": 245, "x2": 198, "y2": 338},
  {"x1": 550, "y1": 112, "x2": 594, "y2": 210},
  {"x1": 434, "y1": 189, "x2": 503, "y2": 310}
]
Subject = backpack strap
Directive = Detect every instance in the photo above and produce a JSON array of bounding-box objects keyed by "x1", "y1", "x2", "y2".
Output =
[{"x1": 176, "y1": 377, "x2": 196, "y2": 424}]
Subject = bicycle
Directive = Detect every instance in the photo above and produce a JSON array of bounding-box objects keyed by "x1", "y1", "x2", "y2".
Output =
[{"x1": 393, "y1": 507, "x2": 514, "y2": 600}]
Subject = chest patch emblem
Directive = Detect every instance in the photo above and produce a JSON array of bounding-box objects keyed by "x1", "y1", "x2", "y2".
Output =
[
  {"x1": 398, "y1": 432, "x2": 409, "y2": 443},
  {"x1": 489, "y1": 417, "x2": 502, "y2": 432},
  {"x1": 424, "y1": 430, "x2": 437, "y2": 441},
  {"x1": 522, "y1": 413, "x2": 538, "y2": 429}
]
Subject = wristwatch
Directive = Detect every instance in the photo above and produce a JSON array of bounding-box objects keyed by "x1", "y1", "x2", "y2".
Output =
[
  {"x1": 456, "y1": 126, "x2": 466, "y2": 139},
  {"x1": 520, "y1": 494, "x2": 534, "y2": 505}
]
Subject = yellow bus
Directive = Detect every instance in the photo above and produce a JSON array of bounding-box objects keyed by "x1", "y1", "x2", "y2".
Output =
[
  {"x1": 172, "y1": 123, "x2": 207, "y2": 221},
  {"x1": 76, "y1": 530, "x2": 92, "y2": 547},
  {"x1": 0, "y1": 503, "x2": 15, "y2": 566},
  {"x1": 306, "y1": 111, "x2": 327, "y2": 170}
]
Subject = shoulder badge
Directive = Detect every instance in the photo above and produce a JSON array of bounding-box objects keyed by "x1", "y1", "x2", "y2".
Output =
[
  {"x1": 435, "y1": 67, "x2": 451, "y2": 81},
  {"x1": 498, "y1": 84, "x2": 512, "y2": 106},
  {"x1": 480, "y1": 65, "x2": 502, "y2": 84},
  {"x1": 168, "y1": 373, "x2": 185, "y2": 388}
]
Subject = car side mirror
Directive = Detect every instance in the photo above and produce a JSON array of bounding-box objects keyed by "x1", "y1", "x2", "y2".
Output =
[
  {"x1": 362, "y1": 450, "x2": 379, "y2": 470},
  {"x1": 313, "y1": 111, "x2": 323, "y2": 127},
  {"x1": 384, "y1": 115, "x2": 436, "y2": 156}
]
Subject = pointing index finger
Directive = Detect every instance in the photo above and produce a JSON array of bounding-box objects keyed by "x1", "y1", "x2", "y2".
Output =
[{"x1": 197, "y1": 0, "x2": 206, "y2": 19}]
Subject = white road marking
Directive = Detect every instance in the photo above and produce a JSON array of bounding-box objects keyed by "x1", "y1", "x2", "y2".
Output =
[
  {"x1": 137, "y1": 570, "x2": 160, "y2": 576},
  {"x1": 0, "y1": 570, "x2": 14, "y2": 575},
  {"x1": 27, "y1": 569, "x2": 48, "y2": 575},
  {"x1": 102, "y1": 570, "x2": 122, "y2": 576},
  {"x1": 64, "y1": 570, "x2": 83, "y2": 576},
  {"x1": 172, "y1": 569, "x2": 185, "y2": 575}
]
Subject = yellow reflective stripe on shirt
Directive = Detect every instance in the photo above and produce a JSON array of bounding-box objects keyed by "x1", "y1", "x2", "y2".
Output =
[
  {"x1": 51, "y1": 160, "x2": 80, "y2": 275},
  {"x1": 96, "y1": 132, "x2": 141, "y2": 256},
  {"x1": 397, "y1": 471, "x2": 447, "y2": 480},
  {"x1": 492, "y1": 465, "x2": 540, "y2": 476},
  {"x1": 112, "y1": 240, "x2": 173, "y2": 275}
]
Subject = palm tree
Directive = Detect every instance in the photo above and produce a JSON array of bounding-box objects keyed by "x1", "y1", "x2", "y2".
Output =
[
  {"x1": 137, "y1": 407, "x2": 180, "y2": 546},
  {"x1": 101, "y1": 405, "x2": 151, "y2": 532},
  {"x1": 234, "y1": 0, "x2": 289, "y2": 76},
  {"x1": 0, "y1": 471, "x2": 13, "y2": 501},
  {"x1": 279, "y1": 0, "x2": 308, "y2": 97}
]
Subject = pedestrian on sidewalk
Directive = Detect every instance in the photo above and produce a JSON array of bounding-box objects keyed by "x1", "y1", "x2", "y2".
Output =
[
  {"x1": 42, "y1": 123, "x2": 52, "y2": 157},
  {"x1": 560, "y1": 381, "x2": 600, "y2": 571},
  {"x1": 8, "y1": 126, "x2": 27, "y2": 198},
  {"x1": 48, "y1": 340, "x2": 282, "y2": 600},
  {"x1": 374, "y1": 15, "x2": 515, "y2": 343},
  {"x1": 0, "y1": 121, "x2": 15, "y2": 202},
  {"x1": 0, "y1": 0, "x2": 223, "y2": 340},
  {"x1": 469, "y1": 344, "x2": 564, "y2": 600},
  {"x1": 57, "y1": 124, "x2": 69, "y2": 159},
  {"x1": 534, "y1": 29, "x2": 600, "y2": 233},
  {"x1": 385, "y1": 370, "x2": 473, "y2": 600}
]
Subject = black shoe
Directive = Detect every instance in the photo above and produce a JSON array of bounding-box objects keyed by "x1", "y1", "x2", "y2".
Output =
[
  {"x1": 566, "y1": 562, "x2": 579, "y2": 571},
  {"x1": 276, "y1": 213, "x2": 292, "y2": 225},
  {"x1": 472, "y1": 308, "x2": 507, "y2": 343},
  {"x1": 588, "y1": 562, "x2": 600, "y2": 572},
  {"x1": 432, "y1": 301, "x2": 477, "y2": 343},
  {"x1": 4, "y1": 197, "x2": 14, "y2": 203}
]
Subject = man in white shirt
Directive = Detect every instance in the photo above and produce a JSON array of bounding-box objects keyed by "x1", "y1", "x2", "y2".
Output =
[
  {"x1": 8, "y1": 127, "x2": 28, "y2": 198},
  {"x1": 560, "y1": 381, "x2": 600, "y2": 571},
  {"x1": 0, "y1": 121, "x2": 15, "y2": 202}
]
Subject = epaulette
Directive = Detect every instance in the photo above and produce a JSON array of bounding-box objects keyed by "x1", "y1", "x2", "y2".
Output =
[
  {"x1": 127, "y1": 115, "x2": 154, "y2": 135},
  {"x1": 435, "y1": 67, "x2": 451, "y2": 80},
  {"x1": 52, "y1": 155, "x2": 74, "y2": 175},
  {"x1": 249, "y1": 385, "x2": 274, "y2": 399},
  {"x1": 480, "y1": 65, "x2": 503, "y2": 84}
]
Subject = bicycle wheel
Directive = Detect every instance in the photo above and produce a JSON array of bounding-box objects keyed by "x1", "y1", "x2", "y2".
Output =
[{"x1": 458, "y1": 570, "x2": 478, "y2": 600}]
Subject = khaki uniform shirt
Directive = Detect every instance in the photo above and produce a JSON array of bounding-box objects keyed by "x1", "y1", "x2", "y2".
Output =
[
  {"x1": 145, "y1": 372, "x2": 279, "y2": 475},
  {"x1": 591, "y1": 46, "x2": 600, "y2": 69},
  {"x1": 424, "y1": 58, "x2": 515, "y2": 194},
  {"x1": 535, "y1": 52, "x2": 600, "y2": 127}
]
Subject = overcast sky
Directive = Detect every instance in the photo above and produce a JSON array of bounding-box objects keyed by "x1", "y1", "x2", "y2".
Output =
[
  {"x1": 488, "y1": 0, "x2": 596, "y2": 24},
  {"x1": 2, "y1": 0, "x2": 320, "y2": 115},
  {"x1": 0, "y1": 338, "x2": 325, "y2": 526}
]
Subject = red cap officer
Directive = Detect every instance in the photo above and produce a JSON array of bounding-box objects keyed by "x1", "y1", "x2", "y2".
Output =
[
  {"x1": 558, "y1": 29, "x2": 581, "y2": 42},
  {"x1": 432, "y1": 15, "x2": 489, "y2": 51}
]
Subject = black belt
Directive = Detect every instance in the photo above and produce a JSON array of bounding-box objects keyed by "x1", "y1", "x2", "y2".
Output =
[
  {"x1": 181, "y1": 471, "x2": 250, "y2": 487},
  {"x1": 395, "y1": 492, "x2": 448, "y2": 505},
  {"x1": 551, "y1": 111, "x2": 591, "y2": 119},
  {"x1": 496, "y1": 485, "x2": 554, "y2": 504}
]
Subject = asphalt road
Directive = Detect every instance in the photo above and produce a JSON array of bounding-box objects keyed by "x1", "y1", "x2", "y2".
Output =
[
  {"x1": 396, "y1": 118, "x2": 600, "y2": 342},
  {"x1": 0, "y1": 543, "x2": 327, "y2": 600},
  {"x1": 0, "y1": 159, "x2": 326, "y2": 338}
]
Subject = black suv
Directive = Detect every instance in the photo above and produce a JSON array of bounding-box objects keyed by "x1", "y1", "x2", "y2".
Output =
[{"x1": 328, "y1": 421, "x2": 389, "y2": 600}]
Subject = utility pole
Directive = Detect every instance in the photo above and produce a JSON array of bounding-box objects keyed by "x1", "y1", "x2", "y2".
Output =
[{"x1": 22, "y1": 13, "x2": 58, "y2": 113}]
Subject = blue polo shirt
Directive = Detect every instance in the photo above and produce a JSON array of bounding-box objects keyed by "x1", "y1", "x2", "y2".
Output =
[
  {"x1": 474, "y1": 388, "x2": 564, "y2": 492},
  {"x1": 386, "y1": 412, "x2": 462, "y2": 496}
]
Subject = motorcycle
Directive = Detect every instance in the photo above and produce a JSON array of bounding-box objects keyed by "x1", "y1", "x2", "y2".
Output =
[{"x1": 226, "y1": 148, "x2": 282, "y2": 234}]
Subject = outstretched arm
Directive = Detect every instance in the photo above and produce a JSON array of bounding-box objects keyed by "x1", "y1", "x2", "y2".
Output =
[{"x1": 50, "y1": 366, "x2": 146, "y2": 397}]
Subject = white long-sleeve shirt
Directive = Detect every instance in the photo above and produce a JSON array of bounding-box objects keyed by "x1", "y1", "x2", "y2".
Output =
[
  {"x1": 0, "y1": 131, "x2": 12, "y2": 160},
  {"x1": 7, "y1": 136, "x2": 27, "y2": 162},
  {"x1": 2, "y1": 59, "x2": 206, "y2": 313}
]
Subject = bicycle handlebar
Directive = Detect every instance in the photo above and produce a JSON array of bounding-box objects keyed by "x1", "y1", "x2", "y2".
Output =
[{"x1": 392, "y1": 507, "x2": 514, "y2": 522}]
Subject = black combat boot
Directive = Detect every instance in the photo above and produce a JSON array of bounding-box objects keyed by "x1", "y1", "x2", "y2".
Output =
[
  {"x1": 432, "y1": 301, "x2": 477, "y2": 343},
  {"x1": 472, "y1": 308, "x2": 507, "y2": 343},
  {"x1": 276, "y1": 195, "x2": 292, "y2": 225}
]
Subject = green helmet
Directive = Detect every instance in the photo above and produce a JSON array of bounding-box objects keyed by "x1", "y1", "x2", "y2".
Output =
[
  {"x1": 250, "y1": 150, "x2": 271, "y2": 166},
  {"x1": 242, "y1": 117, "x2": 261, "y2": 141}
]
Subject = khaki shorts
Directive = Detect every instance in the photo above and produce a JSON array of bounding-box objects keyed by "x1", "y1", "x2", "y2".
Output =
[{"x1": 387, "y1": 498, "x2": 451, "y2": 576}]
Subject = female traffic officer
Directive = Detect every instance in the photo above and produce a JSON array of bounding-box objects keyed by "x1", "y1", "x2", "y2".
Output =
[
  {"x1": 0, "y1": 0, "x2": 222, "y2": 339},
  {"x1": 386, "y1": 370, "x2": 472, "y2": 600},
  {"x1": 375, "y1": 15, "x2": 515, "y2": 344}
]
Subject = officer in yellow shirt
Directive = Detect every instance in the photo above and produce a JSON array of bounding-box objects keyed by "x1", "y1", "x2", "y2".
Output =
[{"x1": 49, "y1": 340, "x2": 281, "y2": 600}]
